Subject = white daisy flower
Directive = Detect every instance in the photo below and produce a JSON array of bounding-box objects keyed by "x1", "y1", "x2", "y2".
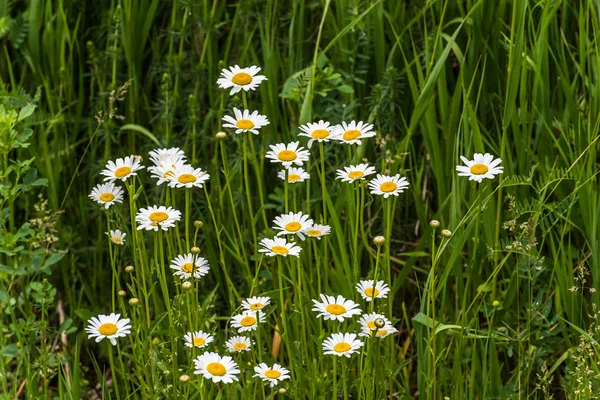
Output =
[
  {"x1": 298, "y1": 120, "x2": 334, "y2": 148},
  {"x1": 85, "y1": 313, "x2": 132, "y2": 346},
  {"x1": 217, "y1": 65, "x2": 267, "y2": 95},
  {"x1": 106, "y1": 229, "x2": 126, "y2": 245},
  {"x1": 169, "y1": 253, "x2": 210, "y2": 280},
  {"x1": 277, "y1": 167, "x2": 310, "y2": 183},
  {"x1": 222, "y1": 108, "x2": 270, "y2": 135},
  {"x1": 193, "y1": 351, "x2": 240, "y2": 384},
  {"x1": 305, "y1": 224, "x2": 331, "y2": 240},
  {"x1": 225, "y1": 336, "x2": 252, "y2": 353},
  {"x1": 89, "y1": 182, "x2": 124, "y2": 209},
  {"x1": 335, "y1": 163, "x2": 377, "y2": 183},
  {"x1": 100, "y1": 156, "x2": 144, "y2": 182},
  {"x1": 183, "y1": 331, "x2": 214, "y2": 349},
  {"x1": 332, "y1": 121, "x2": 376, "y2": 145},
  {"x1": 135, "y1": 205, "x2": 181, "y2": 231},
  {"x1": 166, "y1": 163, "x2": 210, "y2": 189},
  {"x1": 241, "y1": 296, "x2": 271, "y2": 311},
  {"x1": 355, "y1": 280, "x2": 390, "y2": 302},
  {"x1": 358, "y1": 313, "x2": 398, "y2": 338},
  {"x1": 148, "y1": 155, "x2": 183, "y2": 186},
  {"x1": 368, "y1": 174, "x2": 409, "y2": 198},
  {"x1": 258, "y1": 237, "x2": 302, "y2": 258},
  {"x1": 253, "y1": 363, "x2": 291, "y2": 387},
  {"x1": 230, "y1": 310, "x2": 266, "y2": 333},
  {"x1": 148, "y1": 147, "x2": 186, "y2": 166},
  {"x1": 322, "y1": 333, "x2": 364, "y2": 357},
  {"x1": 311, "y1": 294, "x2": 362, "y2": 322},
  {"x1": 456, "y1": 153, "x2": 503, "y2": 183},
  {"x1": 272, "y1": 211, "x2": 313, "y2": 241},
  {"x1": 265, "y1": 142, "x2": 310, "y2": 168}
]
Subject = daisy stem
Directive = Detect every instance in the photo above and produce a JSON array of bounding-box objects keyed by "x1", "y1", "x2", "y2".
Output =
[
  {"x1": 284, "y1": 169, "x2": 289, "y2": 213},
  {"x1": 332, "y1": 356, "x2": 338, "y2": 400},
  {"x1": 353, "y1": 182, "x2": 360, "y2": 283},
  {"x1": 370, "y1": 245, "x2": 382, "y2": 314},
  {"x1": 185, "y1": 188, "x2": 191, "y2": 250},
  {"x1": 313, "y1": 239, "x2": 322, "y2": 295},
  {"x1": 319, "y1": 142, "x2": 327, "y2": 222},
  {"x1": 342, "y1": 362, "x2": 348, "y2": 400},
  {"x1": 107, "y1": 344, "x2": 121, "y2": 400},
  {"x1": 243, "y1": 133, "x2": 259, "y2": 262},
  {"x1": 247, "y1": 134, "x2": 269, "y2": 228},
  {"x1": 106, "y1": 214, "x2": 116, "y2": 311},
  {"x1": 277, "y1": 257, "x2": 290, "y2": 361}
]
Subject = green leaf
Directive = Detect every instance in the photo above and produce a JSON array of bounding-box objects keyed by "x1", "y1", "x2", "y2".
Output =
[
  {"x1": 120, "y1": 124, "x2": 161, "y2": 146},
  {"x1": 17, "y1": 104, "x2": 36, "y2": 122}
]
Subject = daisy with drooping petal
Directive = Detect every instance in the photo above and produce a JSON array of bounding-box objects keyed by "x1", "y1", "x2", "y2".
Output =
[
  {"x1": 311, "y1": 294, "x2": 362, "y2": 322},
  {"x1": 183, "y1": 331, "x2": 214, "y2": 349},
  {"x1": 305, "y1": 224, "x2": 331, "y2": 240},
  {"x1": 322, "y1": 333, "x2": 364, "y2": 357},
  {"x1": 193, "y1": 351, "x2": 240, "y2": 384},
  {"x1": 89, "y1": 182, "x2": 124, "y2": 209},
  {"x1": 167, "y1": 163, "x2": 210, "y2": 189},
  {"x1": 225, "y1": 336, "x2": 252, "y2": 353},
  {"x1": 258, "y1": 237, "x2": 302, "y2": 258},
  {"x1": 456, "y1": 153, "x2": 503, "y2": 183},
  {"x1": 85, "y1": 313, "x2": 132, "y2": 346},
  {"x1": 355, "y1": 280, "x2": 390, "y2": 302},
  {"x1": 277, "y1": 167, "x2": 310, "y2": 183},
  {"x1": 241, "y1": 296, "x2": 271, "y2": 311},
  {"x1": 298, "y1": 120, "x2": 334, "y2": 148},
  {"x1": 169, "y1": 253, "x2": 211, "y2": 280},
  {"x1": 253, "y1": 363, "x2": 291, "y2": 387},
  {"x1": 100, "y1": 156, "x2": 144, "y2": 182},
  {"x1": 368, "y1": 174, "x2": 410, "y2": 198},
  {"x1": 135, "y1": 205, "x2": 181, "y2": 231},
  {"x1": 335, "y1": 163, "x2": 377, "y2": 183},
  {"x1": 265, "y1": 142, "x2": 310, "y2": 168},
  {"x1": 231, "y1": 310, "x2": 266, "y2": 333},
  {"x1": 106, "y1": 229, "x2": 126, "y2": 245},
  {"x1": 358, "y1": 313, "x2": 398, "y2": 338},
  {"x1": 217, "y1": 65, "x2": 267, "y2": 95},
  {"x1": 332, "y1": 121, "x2": 376, "y2": 145},
  {"x1": 222, "y1": 108, "x2": 270, "y2": 135},
  {"x1": 272, "y1": 211, "x2": 313, "y2": 241}
]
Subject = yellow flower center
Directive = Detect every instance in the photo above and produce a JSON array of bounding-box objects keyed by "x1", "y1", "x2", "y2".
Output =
[
  {"x1": 376, "y1": 330, "x2": 388, "y2": 336},
  {"x1": 470, "y1": 163, "x2": 489, "y2": 175},
  {"x1": 193, "y1": 337, "x2": 206, "y2": 347},
  {"x1": 149, "y1": 212, "x2": 169, "y2": 222},
  {"x1": 231, "y1": 72, "x2": 253, "y2": 85},
  {"x1": 250, "y1": 303, "x2": 263, "y2": 310},
  {"x1": 367, "y1": 321, "x2": 376, "y2": 329},
  {"x1": 240, "y1": 316, "x2": 257, "y2": 326},
  {"x1": 364, "y1": 287, "x2": 380, "y2": 297},
  {"x1": 271, "y1": 246, "x2": 289, "y2": 255},
  {"x1": 366, "y1": 321, "x2": 388, "y2": 336},
  {"x1": 348, "y1": 171, "x2": 364, "y2": 179},
  {"x1": 98, "y1": 323, "x2": 118, "y2": 336},
  {"x1": 288, "y1": 174, "x2": 301, "y2": 182},
  {"x1": 379, "y1": 182, "x2": 397, "y2": 193},
  {"x1": 236, "y1": 119, "x2": 255, "y2": 130},
  {"x1": 99, "y1": 193, "x2": 115, "y2": 202},
  {"x1": 333, "y1": 342, "x2": 351, "y2": 353},
  {"x1": 277, "y1": 150, "x2": 297, "y2": 162},
  {"x1": 233, "y1": 342, "x2": 247, "y2": 351},
  {"x1": 163, "y1": 170, "x2": 174, "y2": 178},
  {"x1": 112, "y1": 237, "x2": 121, "y2": 243},
  {"x1": 206, "y1": 362, "x2": 226, "y2": 376},
  {"x1": 178, "y1": 174, "x2": 197, "y2": 184},
  {"x1": 264, "y1": 369, "x2": 281, "y2": 379},
  {"x1": 285, "y1": 222, "x2": 302, "y2": 232},
  {"x1": 311, "y1": 129, "x2": 330, "y2": 139},
  {"x1": 114, "y1": 166, "x2": 131, "y2": 178},
  {"x1": 325, "y1": 304, "x2": 346, "y2": 315},
  {"x1": 181, "y1": 263, "x2": 194, "y2": 273},
  {"x1": 306, "y1": 229, "x2": 321, "y2": 237},
  {"x1": 342, "y1": 129, "x2": 361, "y2": 141}
]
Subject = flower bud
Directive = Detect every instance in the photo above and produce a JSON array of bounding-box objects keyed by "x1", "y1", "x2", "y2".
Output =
[
  {"x1": 125, "y1": 265, "x2": 134, "y2": 273},
  {"x1": 216, "y1": 131, "x2": 227, "y2": 139},
  {"x1": 118, "y1": 290, "x2": 127, "y2": 297},
  {"x1": 430, "y1": 220, "x2": 440, "y2": 229},
  {"x1": 374, "y1": 318, "x2": 386, "y2": 329},
  {"x1": 179, "y1": 374, "x2": 190, "y2": 383},
  {"x1": 191, "y1": 246, "x2": 201, "y2": 255},
  {"x1": 278, "y1": 388, "x2": 287, "y2": 394},
  {"x1": 441, "y1": 229, "x2": 452, "y2": 238},
  {"x1": 492, "y1": 300, "x2": 500, "y2": 307},
  {"x1": 129, "y1": 297, "x2": 139, "y2": 305},
  {"x1": 373, "y1": 236, "x2": 385, "y2": 246},
  {"x1": 194, "y1": 220, "x2": 203, "y2": 229},
  {"x1": 182, "y1": 281, "x2": 193, "y2": 291}
]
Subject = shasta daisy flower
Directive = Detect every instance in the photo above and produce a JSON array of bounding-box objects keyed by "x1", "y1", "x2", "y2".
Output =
[
  {"x1": 167, "y1": 163, "x2": 210, "y2": 189},
  {"x1": 231, "y1": 310, "x2": 266, "y2": 333},
  {"x1": 147, "y1": 155, "x2": 182, "y2": 186},
  {"x1": 136, "y1": 205, "x2": 181, "y2": 231},
  {"x1": 85, "y1": 313, "x2": 132, "y2": 345},
  {"x1": 225, "y1": 336, "x2": 252, "y2": 353},
  {"x1": 106, "y1": 229, "x2": 126, "y2": 245},
  {"x1": 456, "y1": 153, "x2": 503, "y2": 183},
  {"x1": 298, "y1": 120, "x2": 334, "y2": 148},
  {"x1": 258, "y1": 237, "x2": 302, "y2": 258},
  {"x1": 222, "y1": 108, "x2": 270, "y2": 135},
  {"x1": 305, "y1": 224, "x2": 331, "y2": 239},
  {"x1": 89, "y1": 182, "x2": 124, "y2": 209},
  {"x1": 193, "y1": 352, "x2": 240, "y2": 384},
  {"x1": 217, "y1": 65, "x2": 267, "y2": 95},
  {"x1": 148, "y1": 147, "x2": 186, "y2": 166},
  {"x1": 253, "y1": 363, "x2": 291, "y2": 387},
  {"x1": 311, "y1": 294, "x2": 362, "y2": 322},
  {"x1": 183, "y1": 331, "x2": 214, "y2": 349},
  {"x1": 355, "y1": 280, "x2": 390, "y2": 302},
  {"x1": 277, "y1": 167, "x2": 310, "y2": 183},
  {"x1": 322, "y1": 333, "x2": 364, "y2": 357},
  {"x1": 272, "y1": 211, "x2": 313, "y2": 241},
  {"x1": 241, "y1": 296, "x2": 271, "y2": 311},
  {"x1": 332, "y1": 121, "x2": 376, "y2": 145},
  {"x1": 358, "y1": 313, "x2": 398, "y2": 338},
  {"x1": 169, "y1": 253, "x2": 211, "y2": 280},
  {"x1": 265, "y1": 142, "x2": 310, "y2": 168},
  {"x1": 335, "y1": 163, "x2": 376, "y2": 183},
  {"x1": 368, "y1": 174, "x2": 409, "y2": 198},
  {"x1": 100, "y1": 156, "x2": 144, "y2": 182}
]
